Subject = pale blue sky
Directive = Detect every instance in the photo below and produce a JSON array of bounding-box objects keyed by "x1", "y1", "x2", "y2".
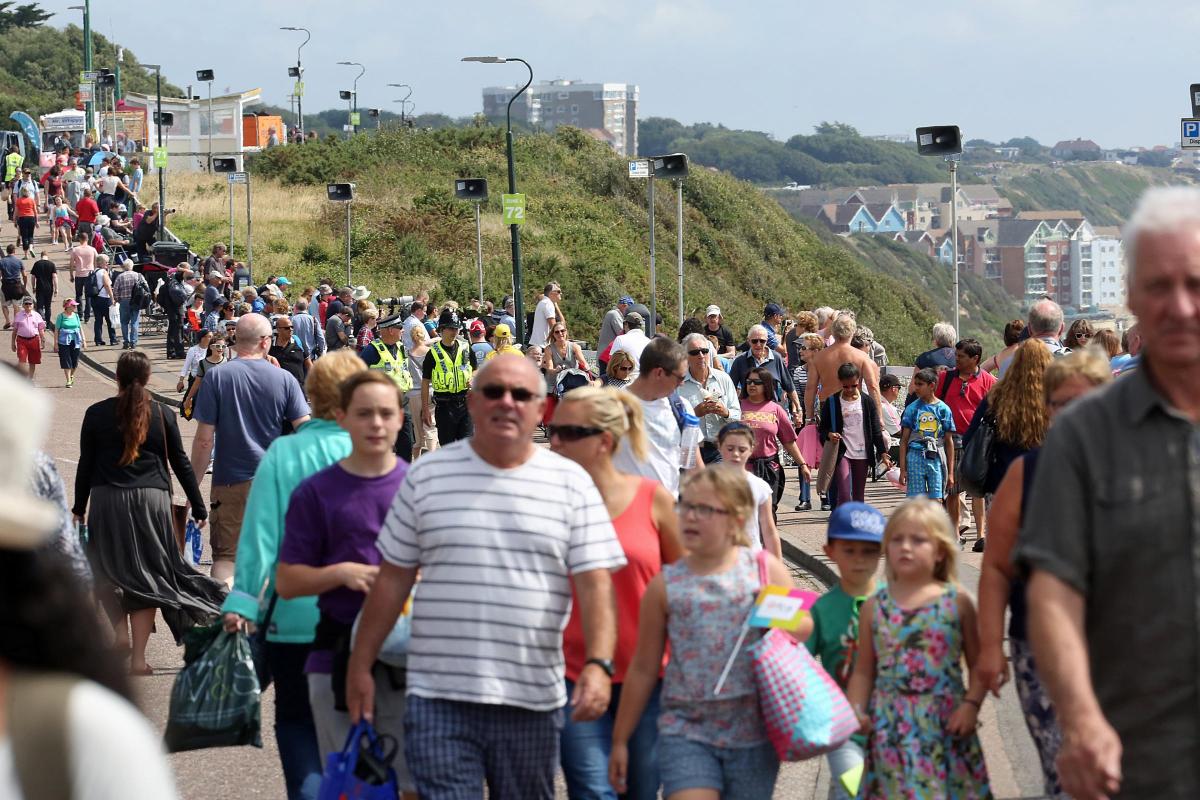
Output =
[{"x1": 51, "y1": 0, "x2": 1200, "y2": 148}]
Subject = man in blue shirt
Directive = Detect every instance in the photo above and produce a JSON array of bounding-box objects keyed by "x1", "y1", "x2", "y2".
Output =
[
  {"x1": 0, "y1": 244, "x2": 26, "y2": 329},
  {"x1": 191, "y1": 314, "x2": 311, "y2": 585}
]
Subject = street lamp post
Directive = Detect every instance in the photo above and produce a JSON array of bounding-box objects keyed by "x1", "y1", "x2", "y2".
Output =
[
  {"x1": 462, "y1": 55, "x2": 533, "y2": 344},
  {"x1": 145, "y1": 64, "x2": 165, "y2": 240},
  {"x1": 280, "y1": 27, "x2": 310, "y2": 140},
  {"x1": 339, "y1": 90, "x2": 353, "y2": 139},
  {"x1": 196, "y1": 69, "x2": 214, "y2": 171},
  {"x1": 387, "y1": 84, "x2": 411, "y2": 125},
  {"x1": 337, "y1": 61, "x2": 365, "y2": 134},
  {"x1": 68, "y1": 3, "x2": 93, "y2": 137},
  {"x1": 915, "y1": 125, "x2": 964, "y2": 335}
]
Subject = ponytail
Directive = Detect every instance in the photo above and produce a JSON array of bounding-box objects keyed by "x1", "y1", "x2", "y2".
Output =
[{"x1": 114, "y1": 351, "x2": 152, "y2": 466}]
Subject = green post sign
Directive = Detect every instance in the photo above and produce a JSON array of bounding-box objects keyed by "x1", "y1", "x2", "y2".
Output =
[
  {"x1": 153, "y1": 147, "x2": 168, "y2": 168},
  {"x1": 293, "y1": 81, "x2": 305, "y2": 97},
  {"x1": 502, "y1": 193, "x2": 526, "y2": 226},
  {"x1": 349, "y1": 112, "x2": 361, "y2": 126}
]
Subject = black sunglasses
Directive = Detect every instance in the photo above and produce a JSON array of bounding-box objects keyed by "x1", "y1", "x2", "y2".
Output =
[
  {"x1": 687, "y1": 348, "x2": 707, "y2": 356},
  {"x1": 478, "y1": 384, "x2": 537, "y2": 402},
  {"x1": 746, "y1": 378, "x2": 765, "y2": 386},
  {"x1": 749, "y1": 338, "x2": 767, "y2": 344},
  {"x1": 547, "y1": 424, "x2": 604, "y2": 442}
]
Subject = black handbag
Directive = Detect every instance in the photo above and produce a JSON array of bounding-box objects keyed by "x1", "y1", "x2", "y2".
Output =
[
  {"x1": 249, "y1": 592, "x2": 278, "y2": 691},
  {"x1": 958, "y1": 414, "x2": 996, "y2": 496}
]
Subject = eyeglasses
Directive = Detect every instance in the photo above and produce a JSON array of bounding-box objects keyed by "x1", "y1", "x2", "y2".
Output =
[
  {"x1": 478, "y1": 384, "x2": 537, "y2": 402},
  {"x1": 749, "y1": 338, "x2": 767, "y2": 344},
  {"x1": 276, "y1": 325, "x2": 292, "y2": 330},
  {"x1": 746, "y1": 379, "x2": 765, "y2": 386},
  {"x1": 687, "y1": 348, "x2": 707, "y2": 356},
  {"x1": 547, "y1": 424, "x2": 604, "y2": 442},
  {"x1": 676, "y1": 501, "x2": 731, "y2": 520},
  {"x1": 665, "y1": 369, "x2": 686, "y2": 384}
]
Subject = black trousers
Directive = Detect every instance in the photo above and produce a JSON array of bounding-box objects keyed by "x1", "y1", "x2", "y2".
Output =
[
  {"x1": 394, "y1": 402, "x2": 415, "y2": 463},
  {"x1": 74, "y1": 276, "x2": 92, "y2": 321},
  {"x1": 34, "y1": 289, "x2": 52, "y2": 323},
  {"x1": 165, "y1": 308, "x2": 185, "y2": 358},
  {"x1": 434, "y1": 394, "x2": 473, "y2": 445}
]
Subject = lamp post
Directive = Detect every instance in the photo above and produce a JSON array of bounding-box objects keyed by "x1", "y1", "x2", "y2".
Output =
[
  {"x1": 337, "y1": 61, "x2": 365, "y2": 134},
  {"x1": 462, "y1": 55, "x2": 533, "y2": 343},
  {"x1": 915, "y1": 125, "x2": 964, "y2": 335},
  {"x1": 339, "y1": 90, "x2": 352, "y2": 138},
  {"x1": 144, "y1": 64, "x2": 165, "y2": 240},
  {"x1": 196, "y1": 69, "x2": 214, "y2": 171},
  {"x1": 387, "y1": 84, "x2": 411, "y2": 124},
  {"x1": 280, "y1": 26, "x2": 310, "y2": 140},
  {"x1": 68, "y1": 3, "x2": 93, "y2": 137}
]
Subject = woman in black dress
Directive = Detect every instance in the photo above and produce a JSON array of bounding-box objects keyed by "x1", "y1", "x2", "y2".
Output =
[{"x1": 73, "y1": 350, "x2": 226, "y2": 675}]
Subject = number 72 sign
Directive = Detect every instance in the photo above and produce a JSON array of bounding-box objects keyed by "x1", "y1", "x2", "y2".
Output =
[{"x1": 502, "y1": 193, "x2": 526, "y2": 225}]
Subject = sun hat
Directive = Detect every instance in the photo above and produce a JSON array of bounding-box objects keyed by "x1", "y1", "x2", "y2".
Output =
[
  {"x1": 706, "y1": 305, "x2": 721, "y2": 317},
  {"x1": 351, "y1": 285, "x2": 371, "y2": 301},
  {"x1": 0, "y1": 367, "x2": 59, "y2": 548}
]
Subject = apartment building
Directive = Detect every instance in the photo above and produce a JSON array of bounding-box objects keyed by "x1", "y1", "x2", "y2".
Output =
[{"x1": 482, "y1": 79, "x2": 639, "y2": 155}]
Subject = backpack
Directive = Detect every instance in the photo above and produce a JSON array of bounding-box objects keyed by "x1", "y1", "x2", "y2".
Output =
[
  {"x1": 86, "y1": 268, "x2": 103, "y2": 298},
  {"x1": 130, "y1": 274, "x2": 150, "y2": 311}
]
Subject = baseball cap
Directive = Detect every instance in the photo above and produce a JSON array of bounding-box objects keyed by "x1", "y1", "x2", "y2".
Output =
[
  {"x1": 623, "y1": 311, "x2": 644, "y2": 329},
  {"x1": 618, "y1": 295, "x2": 635, "y2": 306},
  {"x1": 706, "y1": 305, "x2": 721, "y2": 317},
  {"x1": 468, "y1": 319, "x2": 485, "y2": 334},
  {"x1": 826, "y1": 502, "x2": 885, "y2": 543},
  {"x1": 493, "y1": 323, "x2": 512, "y2": 338},
  {"x1": 276, "y1": 276, "x2": 292, "y2": 286},
  {"x1": 764, "y1": 302, "x2": 784, "y2": 318},
  {"x1": 64, "y1": 299, "x2": 78, "y2": 307}
]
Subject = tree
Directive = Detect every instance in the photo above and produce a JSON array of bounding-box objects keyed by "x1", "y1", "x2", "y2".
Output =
[{"x1": 0, "y1": 2, "x2": 50, "y2": 33}]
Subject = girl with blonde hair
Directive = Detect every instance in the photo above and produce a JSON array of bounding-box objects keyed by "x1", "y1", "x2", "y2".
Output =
[
  {"x1": 611, "y1": 465, "x2": 795, "y2": 799},
  {"x1": 848, "y1": 498, "x2": 991, "y2": 798},
  {"x1": 550, "y1": 386, "x2": 682, "y2": 799}
]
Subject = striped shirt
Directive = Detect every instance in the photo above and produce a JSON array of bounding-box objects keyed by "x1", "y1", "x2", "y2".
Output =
[{"x1": 377, "y1": 441, "x2": 626, "y2": 711}]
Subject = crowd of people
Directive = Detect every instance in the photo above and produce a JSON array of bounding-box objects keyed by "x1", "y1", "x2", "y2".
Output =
[{"x1": 5, "y1": 185, "x2": 1195, "y2": 800}]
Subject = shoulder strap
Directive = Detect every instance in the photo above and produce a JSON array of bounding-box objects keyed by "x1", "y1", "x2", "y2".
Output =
[
  {"x1": 755, "y1": 549, "x2": 771, "y2": 588},
  {"x1": 937, "y1": 369, "x2": 959, "y2": 402},
  {"x1": 8, "y1": 671, "x2": 78, "y2": 800},
  {"x1": 668, "y1": 391, "x2": 687, "y2": 431}
]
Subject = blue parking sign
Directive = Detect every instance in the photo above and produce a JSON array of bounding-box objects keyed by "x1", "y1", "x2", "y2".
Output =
[
  {"x1": 1183, "y1": 119, "x2": 1200, "y2": 149},
  {"x1": 1186, "y1": 121, "x2": 1200, "y2": 138}
]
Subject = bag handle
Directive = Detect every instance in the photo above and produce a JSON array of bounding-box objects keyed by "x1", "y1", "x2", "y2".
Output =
[{"x1": 756, "y1": 549, "x2": 771, "y2": 589}]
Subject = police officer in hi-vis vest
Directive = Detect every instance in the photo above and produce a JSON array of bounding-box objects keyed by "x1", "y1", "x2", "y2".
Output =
[
  {"x1": 360, "y1": 313, "x2": 416, "y2": 460},
  {"x1": 421, "y1": 309, "x2": 477, "y2": 445}
]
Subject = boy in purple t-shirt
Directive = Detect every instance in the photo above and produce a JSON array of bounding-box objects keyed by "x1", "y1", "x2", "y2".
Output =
[{"x1": 276, "y1": 371, "x2": 413, "y2": 792}]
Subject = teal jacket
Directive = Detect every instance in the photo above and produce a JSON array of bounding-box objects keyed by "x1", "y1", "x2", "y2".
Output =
[{"x1": 221, "y1": 418, "x2": 352, "y2": 643}]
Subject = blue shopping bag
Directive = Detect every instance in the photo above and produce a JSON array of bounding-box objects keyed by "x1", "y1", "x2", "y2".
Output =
[{"x1": 317, "y1": 719, "x2": 400, "y2": 800}]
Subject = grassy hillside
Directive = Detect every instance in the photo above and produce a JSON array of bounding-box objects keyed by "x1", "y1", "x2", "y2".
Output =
[
  {"x1": 998, "y1": 162, "x2": 1189, "y2": 226},
  {"x1": 155, "y1": 125, "x2": 967, "y2": 362}
]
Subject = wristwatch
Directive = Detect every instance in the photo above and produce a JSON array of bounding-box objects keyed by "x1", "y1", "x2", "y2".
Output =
[{"x1": 584, "y1": 658, "x2": 615, "y2": 678}]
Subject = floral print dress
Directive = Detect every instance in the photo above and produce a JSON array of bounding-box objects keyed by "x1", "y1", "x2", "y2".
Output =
[{"x1": 860, "y1": 584, "x2": 992, "y2": 799}]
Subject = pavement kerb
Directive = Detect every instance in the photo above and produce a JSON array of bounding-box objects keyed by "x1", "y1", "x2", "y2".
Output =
[
  {"x1": 780, "y1": 538, "x2": 837, "y2": 589},
  {"x1": 79, "y1": 347, "x2": 182, "y2": 408}
]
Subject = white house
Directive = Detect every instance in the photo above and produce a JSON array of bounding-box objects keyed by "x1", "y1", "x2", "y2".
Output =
[{"x1": 122, "y1": 87, "x2": 263, "y2": 172}]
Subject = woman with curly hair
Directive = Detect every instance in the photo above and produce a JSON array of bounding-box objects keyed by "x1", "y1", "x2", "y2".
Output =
[{"x1": 961, "y1": 339, "x2": 1052, "y2": 550}]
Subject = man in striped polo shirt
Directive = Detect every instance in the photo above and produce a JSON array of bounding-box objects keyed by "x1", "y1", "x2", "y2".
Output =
[{"x1": 348, "y1": 354, "x2": 625, "y2": 798}]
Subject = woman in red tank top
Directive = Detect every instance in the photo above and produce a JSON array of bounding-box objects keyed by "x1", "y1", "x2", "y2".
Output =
[{"x1": 550, "y1": 385, "x2": 683, "y2": 800}]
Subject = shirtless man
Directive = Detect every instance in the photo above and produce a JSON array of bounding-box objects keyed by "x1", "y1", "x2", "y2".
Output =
[{"x1": 803, "y1": 312, "x2": 882, "y2": 423}]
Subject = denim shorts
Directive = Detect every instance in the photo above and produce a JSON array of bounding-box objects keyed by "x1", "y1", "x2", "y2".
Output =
[{"x1": 658, "y1": 735, "x2": 779, "y2": 799}]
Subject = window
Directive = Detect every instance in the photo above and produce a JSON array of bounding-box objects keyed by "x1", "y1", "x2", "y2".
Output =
[
  {"x1": 558, "y1": 92, "x2": 570, "y2": 100},
  {"x1": 570, "y1": 104, "x2": 579, "y2": 114},
  {"x1": 557, "y1": 105, "x2": 565, "y2": 113}
]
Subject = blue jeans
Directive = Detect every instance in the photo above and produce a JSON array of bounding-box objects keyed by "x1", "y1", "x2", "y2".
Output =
[
  {"x1": 658, "y1": 735, "x2": 778, "y2": 800},
  {"x1": 266, "y1": 642, "x2": 323, "y2": 800},
  {"x1": 119, "y1": 299, "x2": 141, "y2": 345},
  {"x1": 560, "y1": 679, "x2": 661, "y2": 800},
  {"x1": 825, "y1": 738, "x2": 864, "y2": 800}
]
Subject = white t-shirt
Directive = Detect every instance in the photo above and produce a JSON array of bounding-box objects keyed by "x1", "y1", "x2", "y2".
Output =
[
  {"x1": 743, "y1": 471, "x2": 773, "y2": 551},
  {"x1": 612, "y1": 394, "x2": 690, "y2": 494},
  {"x1": 377, "y1": 442, "x2": 626, "y2": 711},
  {"x1": 99, "y1": 175, "x2": 120, "y2": 195},
  {"x1": 608, "y1": 329, "x2": 649, "y2": 377},
  {"x1": 0, "y1": 680, "x2": 178, "y2": 800},
  {"x1": 94, "y1": 268, "x2": 110, "y2": 300},
  {"x1": 841, "y1": 395, "x2": 866, "y2": 459},
  {"x1": 530, "y1": 296, "x2": 557, "y2": 347}
]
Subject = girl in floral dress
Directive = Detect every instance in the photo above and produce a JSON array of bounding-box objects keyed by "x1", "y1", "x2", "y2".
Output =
[{"x1": 847, "y1": 498, "x2": 992, "y2": 799}]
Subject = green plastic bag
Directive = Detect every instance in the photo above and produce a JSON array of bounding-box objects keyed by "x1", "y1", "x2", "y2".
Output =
[{"x1": 164, "y1": 624, "x2": 263, "y2": 752}]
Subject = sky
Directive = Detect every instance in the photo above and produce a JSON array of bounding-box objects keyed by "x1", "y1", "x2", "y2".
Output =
[{"x1": 49, "y1": 0, "x2": 1200, "y2": 149}]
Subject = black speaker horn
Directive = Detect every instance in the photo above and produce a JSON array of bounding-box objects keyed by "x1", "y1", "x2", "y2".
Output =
[
  {"x1": 650, "y1": 153, "x2": 689, "y2": 180},
  {"x1": 327, "y1": 183, "x2": 355, "y2": 202},
  {"x1": 916, "y1": 125, "x2": 962, "y2": 156},
  {"x1": 212, "y1": 157, "x2": 237, "y2": 173},
  {"x1": 454, "y1": 179, "x2": 488, "y2": 201},
  {"x1": 153, "y1": 111, "x2": 175, "y2": 127},
  {"x1": 196, "y1": 69, "x2": 215, "y2": 82}
]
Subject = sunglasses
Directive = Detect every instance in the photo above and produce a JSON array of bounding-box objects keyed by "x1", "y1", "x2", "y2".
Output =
[
  {"x1": 749, "y1": 338, "x2": 767, "y2": 344},
  {"x1": 547, "y1": 424, "x2": 603, "y2": 442},
  {"x1": 687, "y1": 348, "x2": 707, "y2": 356},
  {"x1": 478, "y1": 384, "x2": 537, "y2": 402},
  {"x1": 1075, "y1": 332, "x2": 1092, "y2": 340},
  {"x1": 553, "y1": 329, "x2": 566, "y2": 335},
  {"x1": 746, "y1": 379, "x2": 765, "y2": 386},
  {"x1": 615, "y1": 364, "x2": 633, "y2": 372}
]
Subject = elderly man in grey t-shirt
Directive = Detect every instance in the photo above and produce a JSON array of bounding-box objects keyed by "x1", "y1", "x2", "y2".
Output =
[{"x1": 1016, "y1": 187, "x2": 1200, "y2": 800}]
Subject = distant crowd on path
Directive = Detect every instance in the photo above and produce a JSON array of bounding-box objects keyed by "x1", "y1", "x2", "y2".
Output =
[{"x1": 5, "y1": 185, "x2": 1195, "y2": 800}]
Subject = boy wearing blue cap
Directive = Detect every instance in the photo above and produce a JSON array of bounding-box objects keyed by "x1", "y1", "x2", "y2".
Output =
[{"x1": 806, "y1": 501, "x2": 885, "y2": 799}]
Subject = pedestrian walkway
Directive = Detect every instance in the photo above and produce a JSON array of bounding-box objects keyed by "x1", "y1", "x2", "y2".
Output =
[{"x1": 77, "y1": 325, "x2": 183, "y2": 405}]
